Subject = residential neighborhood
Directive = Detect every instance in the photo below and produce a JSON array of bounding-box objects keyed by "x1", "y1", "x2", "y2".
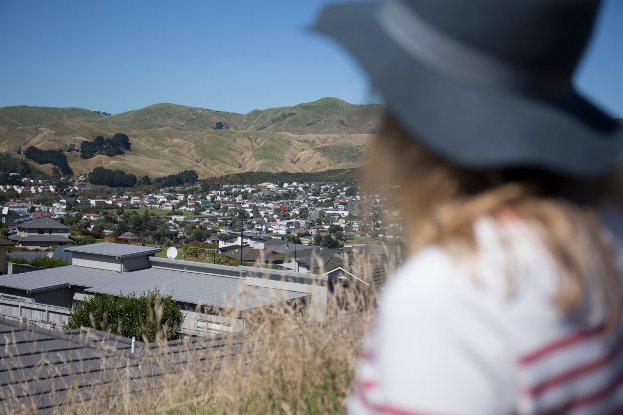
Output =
[{"x1": 0, "y1": 175, "x2": 401, "y2": 338}]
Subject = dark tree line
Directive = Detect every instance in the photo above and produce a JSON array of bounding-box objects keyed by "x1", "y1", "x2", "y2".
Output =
[
  {"x1": 23, "y1": 147, "x2": 73, "y2": 175},
  {"x1": 88, "y1": 167, "x2": 137, "y2": 187},
  {"x1": 80, "y1": 133, "x2": 131, "y2": 159},
  {"x1": 154, "y1": 169, "x2": 198, "y2": 187},
  {"x1": 0, "y1": 153, "x2": 49, "y2": 184},
  {"x1": 200, "y1": 168, "x2": 359, "y2": 190}
]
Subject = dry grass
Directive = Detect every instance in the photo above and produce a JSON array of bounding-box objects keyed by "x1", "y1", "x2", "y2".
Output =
[{"x1": 1, "y1": 250, "x2": 401, "y2": 414}]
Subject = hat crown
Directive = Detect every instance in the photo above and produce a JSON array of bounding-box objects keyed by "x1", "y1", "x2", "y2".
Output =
[{"x1": 399, "y1": 0, "x2": 601, "y2": 79}]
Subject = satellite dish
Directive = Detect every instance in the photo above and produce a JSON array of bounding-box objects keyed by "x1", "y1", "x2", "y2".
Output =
[{"x1": 166, "y1": 247, "x2": 178, "y2": 260}]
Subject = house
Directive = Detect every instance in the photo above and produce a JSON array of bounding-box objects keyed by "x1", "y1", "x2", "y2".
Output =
[
  {"x1": 0, "y1": 242, "x2": 328, "y2": 336},
  {"x1": 117, "y1": 231, "x2": 139, "y2": 243},
  {"x1": 89, "y1": 199, "x2": 107, "y2": 207},
  {"x1": 218, "y1": 233, "x2": 239, "y2": 249},
  {"x1": 9, "y1": 217, "x2": 72, "y2": 249},
  {"x1": 295, "y1": 248, "x2": 342, "y2": 274}
]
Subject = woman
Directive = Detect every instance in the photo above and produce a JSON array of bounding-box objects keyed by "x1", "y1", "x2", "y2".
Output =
[{"x1": 314, "y1": 0, "x2": 623, "y2": 414}]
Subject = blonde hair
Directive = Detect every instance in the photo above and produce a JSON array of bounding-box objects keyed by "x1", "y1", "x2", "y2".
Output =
[{"x1": 365, "y1": 117, "x2": 623, "y2": 325}]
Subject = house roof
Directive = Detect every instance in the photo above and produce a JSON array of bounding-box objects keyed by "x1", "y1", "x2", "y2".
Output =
[
  {"x1": 0, "y1": 238, "x2": 14, "y2": 247},
  {"x1": 9, "y1": 234, "x2": 73, "y2": 243},
  {"x1": 295, "y1": 248, "x2": 341, "y2": 269},
  {"x1": 17, "y1": 217, "x2": 68, "y2": 230},
  {"x1": 263, "y1": 239, "x2": 288, "y2": 251},
  {"x1": 0, "y1": 317, "x2": 137, "y2": 412},
  {"x1": 281, "y1": 244, "x2": 319, "y2": 257},
  {"x1": 0, "y1": 317, "x2": 244, "y2": 413},
  {"x1": 117, "y1": 231, "x2": 139, "y2": 241},
  {"x1": 0, "y1": 264, "x2": 306, "y2": 311},
  {"x1": 65, "y1": 242, "x2": 160, "y2": 258},
  {"x1": 51, "y1": 245, "x2": 73, "y2": 262}
]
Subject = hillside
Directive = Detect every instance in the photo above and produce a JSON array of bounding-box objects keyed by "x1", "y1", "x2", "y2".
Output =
[{"x1": 0, "y1": 98, "x2": 382, "y2": 178}]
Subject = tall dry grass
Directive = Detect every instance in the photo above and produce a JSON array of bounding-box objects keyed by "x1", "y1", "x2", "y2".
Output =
[{"x1": 1, "y1": 249, "x2": 401, "y2": 414}]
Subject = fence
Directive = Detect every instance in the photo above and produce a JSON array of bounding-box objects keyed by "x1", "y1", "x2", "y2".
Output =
[{"x1": 0, "y1": 295, "x2": 71, "y2": 330}]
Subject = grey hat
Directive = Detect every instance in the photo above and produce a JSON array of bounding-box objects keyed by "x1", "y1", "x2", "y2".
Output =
[{"x1": 313, "y1": 0, "x2": 623, "y2": 177}]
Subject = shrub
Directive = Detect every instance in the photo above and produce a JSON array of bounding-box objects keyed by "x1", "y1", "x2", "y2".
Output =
[{"x1": 67, "y1": 290, "x2": 184, "y2": 342}]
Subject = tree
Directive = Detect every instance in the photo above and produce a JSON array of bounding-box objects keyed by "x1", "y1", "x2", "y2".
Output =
[
  {"x1": 328, "y1": 224, "x2": 345, "y2": 241},
  {"x1": 80, "y1": 133, "x2": 131, "y2": 159},
  {"x1": 88, "y1": 167, "x2": 137, "y2": 187},
  {"x1": 24, "y1": 146, "x2": 73, "y2": 175},
  {"x1": 67, "y1": 290, "x2": 184, "y2": 342},
  {"x1": 286, "y1": 234, "x2": 302, "y2": 244},
  {"x1": 154, "y1": 170, "x2": 198, "y2": 187},
  {"x1": 313, "y1": 234, "x2": 323, "y2": 246},
  {"x1": 111, "y1": 133, "x2": 131, "y2": 150}
]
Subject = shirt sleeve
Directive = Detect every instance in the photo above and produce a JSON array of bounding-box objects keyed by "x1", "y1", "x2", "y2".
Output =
[{"x1": 348, "y1": 248, "x2": 517, "y2": 415}]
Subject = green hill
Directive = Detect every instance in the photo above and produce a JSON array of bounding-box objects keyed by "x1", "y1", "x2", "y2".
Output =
[{"x1": 0, "y1": 98, "x2": 382, "y2": 178}]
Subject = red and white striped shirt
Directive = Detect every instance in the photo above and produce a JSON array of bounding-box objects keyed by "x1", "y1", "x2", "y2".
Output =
[{"x1": 349, "y1": 215, "x2": 623, "y2": 415}]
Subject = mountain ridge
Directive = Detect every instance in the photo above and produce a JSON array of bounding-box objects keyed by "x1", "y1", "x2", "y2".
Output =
[{"x1": 0, "y1": 98, "x2": 382, "y2": 178}]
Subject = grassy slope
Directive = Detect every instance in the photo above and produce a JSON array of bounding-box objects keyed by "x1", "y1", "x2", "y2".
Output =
[{"x1": 0, "y1": 98, "x2": 380, "y2": 178}]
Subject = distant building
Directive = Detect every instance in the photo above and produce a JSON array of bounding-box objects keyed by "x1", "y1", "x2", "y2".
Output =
[
  {"x1": 117, "y1": 231, "x2": 139, "y2": 243},
  {"x1": 9, "y1": 217, "x2": 72, "y2": 249}
]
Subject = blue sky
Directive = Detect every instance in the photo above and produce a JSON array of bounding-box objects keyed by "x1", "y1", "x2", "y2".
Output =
[{"x1": 0, "y1": 0, "x2": 621, "y2": 116}]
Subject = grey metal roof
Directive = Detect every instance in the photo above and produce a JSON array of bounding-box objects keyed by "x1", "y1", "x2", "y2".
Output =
[
  {"x1": 65, "y1": 242, "x2": 161, "y2": 258},
  {"x1": 9, "y1": 234, "x2": 73, "y2": 243},
  {"x1": 0, "y1": 318, "x2": 136, "y2": 413},
  {"x1": 0, "y1": 266, "x2": 121, "y2": 292},
  {"x1": 17, "y1": 217, "x2": 68, "y2": 230},
  {"x1": 0, "y1": 318, "x2": 241, "y2": 413},
  {"x1": 51, "y1": 245, "x2": 73, "y2": 262},
  {"x1": 85, "y1": 267, "x2": 307, "y2": 310},
  {"x1": 0, "y1": 265, "x2": 307, "y2": 310},
  {"x1": 296, "y1": 248, "x2": 341, "y2": 268}
]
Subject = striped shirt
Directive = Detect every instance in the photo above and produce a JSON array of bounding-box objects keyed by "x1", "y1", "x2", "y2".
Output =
[{"x1": 348, "y1": 215, "x2": 623, "y2": 415}]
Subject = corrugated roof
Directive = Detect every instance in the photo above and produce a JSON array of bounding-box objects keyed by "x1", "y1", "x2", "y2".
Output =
[
  {"x1": 0, "y1": 265, "x2": 307, "y2": 310},
  {"x1": 65, "y1": 242, "x2": 161, "y2": 258},
  {"x1": 0, "y1": 318, "x2": 243, "y2": 413},
  {"x1": 0, "y1": 266, "x2": 120, "y2": 292},
  {"x1": 84, "y1": 267, "x2": 306, "y2": 310},
  {"x1": 0, "y1": 318, "x2": 136, "y2": 412}
]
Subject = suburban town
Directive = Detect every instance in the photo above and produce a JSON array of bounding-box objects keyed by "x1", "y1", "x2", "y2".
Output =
[{"x1": 0, "y1": 171, "x2": 400, "y2": 321}]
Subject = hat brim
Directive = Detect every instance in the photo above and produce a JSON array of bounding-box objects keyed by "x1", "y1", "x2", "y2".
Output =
[{"x1": 313, "y1": 2, "x2": 623, "y2": 177}]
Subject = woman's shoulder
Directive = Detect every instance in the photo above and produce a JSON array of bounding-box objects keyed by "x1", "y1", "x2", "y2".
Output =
[
  {"x1": 380, "y1": 245, "x2": 493, "y2": 316},
  {"x1": 381, "y1": 217, "x2": 562, "y2": 316}
]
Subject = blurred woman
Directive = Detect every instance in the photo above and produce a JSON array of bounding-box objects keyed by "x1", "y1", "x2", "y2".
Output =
[{"x1": 315, "y1": 0, "x2": 623, "y2": 413}]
